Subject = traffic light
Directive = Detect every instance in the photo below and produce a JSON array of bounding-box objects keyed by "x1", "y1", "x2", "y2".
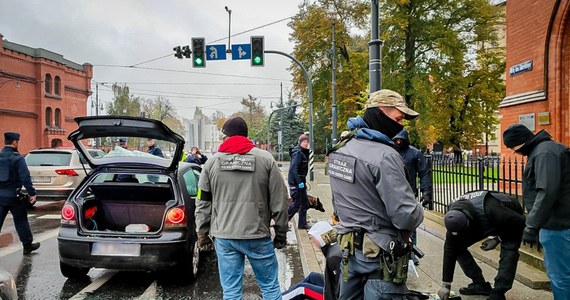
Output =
[
  {"x1": 182, "y1": 45, "x2": 191, "y2": 59},
  {"x1": 173, "y1": 46, "x2": 183, "y2": 59},
  {"x1": 251, "y1": 36, "x2": 264, "y2": 67},
  {"x1": 192, "y1": 38, "x2": 206, "y2": 68}
]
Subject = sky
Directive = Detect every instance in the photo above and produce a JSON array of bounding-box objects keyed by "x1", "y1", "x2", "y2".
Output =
[{"x1": 0, "y1": 0, "x2": 305, "y2": 119}]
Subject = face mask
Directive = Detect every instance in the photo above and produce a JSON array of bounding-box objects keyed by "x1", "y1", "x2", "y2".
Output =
[{"x1": 363, "y1": 107, "x2": 404, "y2": 139}]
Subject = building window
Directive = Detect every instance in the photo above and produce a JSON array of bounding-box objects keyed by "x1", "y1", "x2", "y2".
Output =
[
  {"x1": 54, "y1": 108, "x2": 61, "y2": 128},
  {"x1": 45, "y1": 107, "x2": 52, "y2": 127},
  {"x1": 45, "y1": 74, "x2": 52, "y2": 94},
  {"x1": 54, "y1": 76, "x2": 61, "y2": 96}
]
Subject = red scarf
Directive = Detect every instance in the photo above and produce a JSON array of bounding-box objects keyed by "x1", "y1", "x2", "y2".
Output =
[{"x1": 218, "y1": 136, "x2": 255, "y2": 154}]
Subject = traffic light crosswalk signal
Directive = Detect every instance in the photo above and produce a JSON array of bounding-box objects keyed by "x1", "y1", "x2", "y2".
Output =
[
  {"x1": 251, "y1": 36, "x2": 264, "y2": 67},
  {"x1": 173, "y1": 46, "x2": 183, "y2": 59},
  {"x1": 192, "y1": 38, "x2": 206, "y2": 68}
]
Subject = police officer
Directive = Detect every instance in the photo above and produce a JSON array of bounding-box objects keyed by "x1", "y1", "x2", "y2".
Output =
[
  {"x1": 288, "y1": 134, "x2": 310, "y2": 229},
  {"x1": 146, "y1": 138, "x2": 164, "y2": 157},
  {"x1": 0, "y1": 132, "x2": 40, "y2": 254},
  {"x1": 438, "y1": 191, "x2": 525, "y2": 300},
  {"x1": 328, "y1": 89, "x2": 423, "y2": 299}
]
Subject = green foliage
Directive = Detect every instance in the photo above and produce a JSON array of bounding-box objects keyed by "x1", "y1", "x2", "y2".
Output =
[
  {"x1": 107, "y1": 84, "x2": 141, "y2": 117},
  {"x1": 231, "y1": 95, "x2": 267, "y2": 143},
  {"x1": 268, "y1": 94, "x2": 307, "y2": 156}
]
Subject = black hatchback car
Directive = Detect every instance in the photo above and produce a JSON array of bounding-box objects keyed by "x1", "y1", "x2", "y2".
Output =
[{"x1": 58, "y1": 116, "x2": 201, "y2": 279}]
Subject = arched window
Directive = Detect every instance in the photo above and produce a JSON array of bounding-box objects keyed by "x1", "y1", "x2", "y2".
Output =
[
  {"x1": 54, "y1": 76, "x2": 61, "y2": 96},
  {"x1": 45, "y1": 74, "x2": 52, "y2": 94},
  {"x1": 54, "y1": 108, "x2": 61, "y2": 128},
  {"x1": 45, "y1": 107, "x2": 52, "y2": 127}
]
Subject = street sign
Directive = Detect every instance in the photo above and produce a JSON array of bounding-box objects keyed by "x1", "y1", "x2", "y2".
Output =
[
  {"x1": 231, "y1": 44, "x2": 251, "y2": 60},
  {"x1": 206, "y1": 44, "x2": 227, "y2": 60}
]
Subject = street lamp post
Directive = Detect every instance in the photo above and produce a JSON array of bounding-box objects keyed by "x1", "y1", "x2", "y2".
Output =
[
  {"x1": 225, "y1": 6, "x2": 232, "y2": 54},
  {"x1": 369, "y1": 0, "x2": 383, "y2": 93},
  {"x1": 0, "y1": 79, "x2": 20, "y2": 89},
  {"x1": 331, "y1": 17, "x2": 338, "y2": 145}
]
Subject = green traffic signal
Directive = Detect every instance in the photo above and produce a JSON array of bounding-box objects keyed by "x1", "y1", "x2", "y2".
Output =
[
  {"x1": 253, "y1": 56, "x2": 262, "y2": 65},
  {"x1": 194, "y1": 57, "x2": 204, "y2": 66},
  {"x1": 192, "y1": 37, "x2": 206, "y2": 68},
  {"x1": 251, "y1": 36, "x2": 264, "y2": 67}
]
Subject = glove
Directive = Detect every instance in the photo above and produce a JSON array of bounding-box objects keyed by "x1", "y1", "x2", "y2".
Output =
[
  {"x1": 197, "y1": 232, "x2": 214, "y2": 252},
  {"x1": 298, "y1": 182, "x2": 305, "y2": 189},
  {"x1": 438, "y1": 283, "x2": 451, "y2": 300},
  {"x1": 522, "y1": 227, "x2": 539, "y2": 248},
  {"x1": 480, "y1": 237, "x2": 500, "y2": 251},
  {"x1": 421, "y1": 196, "x2": 432, "y2": 207},
  {"x1": 273, "y1": 234, "x2": 287, "y2": 249}
]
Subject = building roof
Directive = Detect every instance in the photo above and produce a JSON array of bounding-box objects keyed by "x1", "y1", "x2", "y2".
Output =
[{"x1": 2, "y1": 38, "x2": 88, "y2": 72}]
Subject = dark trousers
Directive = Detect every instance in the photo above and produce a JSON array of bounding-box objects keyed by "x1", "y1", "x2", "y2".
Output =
[
  {"x1": 288, "y1": 187, "x2": 308, "y2": 227},
  {"x1": 458, "y1": 241, "x2": 520, "y2": 295},
  {"x1": 0, "y1": 197, "x2": 33, "y2": 246}
]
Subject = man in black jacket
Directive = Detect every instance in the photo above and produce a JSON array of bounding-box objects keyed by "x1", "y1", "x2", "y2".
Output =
[
  {"x1": 0, "y1": 132, "x2": 40, "y2": 255},
  {"x1": 438, "y1": 191, "x2": 525, "y2": 300},
  {"x1": 503, "y1": 124, "x2": 570, "y2": 299},
  {"x1": 288, "y1": 134, "x2": 310, "y2": 229}
]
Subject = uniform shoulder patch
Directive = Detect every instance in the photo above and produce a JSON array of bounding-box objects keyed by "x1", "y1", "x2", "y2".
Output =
[
  {"x1": 328, "y1": 153, "x2": 356, "y2": 183},
  {"x1": 219, "y1": 155, "x2": 256, "y2": 172}
]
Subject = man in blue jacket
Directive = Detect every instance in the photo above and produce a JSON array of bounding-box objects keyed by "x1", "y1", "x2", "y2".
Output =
[
  {"x1": 288, "y1": 134, "x2": 311, "y2": 229},
  {"x1": 0, "y1": 132, "x2": 40, "y2": 254}
]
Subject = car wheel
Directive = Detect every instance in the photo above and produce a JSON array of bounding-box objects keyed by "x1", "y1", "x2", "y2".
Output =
[
  {"x1": 191, "y1": 240, "x2": 200, "y2": 278},
  {"x1": 60, "y1": 261, "x2": 89, "y2": 278}
]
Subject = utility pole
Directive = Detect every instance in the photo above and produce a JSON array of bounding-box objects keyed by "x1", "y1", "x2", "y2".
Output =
[
  {"x1": 225, "y1": 6, "x2": 232, "y2": 53},
  {"x1": 279, "y1": 82, "x2": 284, "y2": 161},
  {"x1": 331, "y1": 17, "x2": 338, "y2": 144},
  {"x1": 369, "y1": 0, "x2": 383, "y2": 93},
  {"x1": 95, "y1": 82, "x2": 100, "y2": 148}
]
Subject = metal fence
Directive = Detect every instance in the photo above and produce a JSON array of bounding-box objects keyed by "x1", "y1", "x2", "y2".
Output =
[{"x1": 426, "y1": 155, "x2": 527, "y2": 213}]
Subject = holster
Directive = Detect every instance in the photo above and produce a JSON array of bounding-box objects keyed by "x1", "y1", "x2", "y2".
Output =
[{"x1": 381, "y1": 242, "x2": 411, "y2": 284}]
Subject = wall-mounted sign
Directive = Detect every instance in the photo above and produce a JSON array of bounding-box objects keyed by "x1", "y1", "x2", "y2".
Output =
[
  {"x1": 509, "y1": 60, "x2": 533, "y2": 76},
  {"x1": 538, "y1": 112, "x2": 550, "y2": 125},
  {"x1": 519, "y1": 113, "x2": 536, "y2": 131}
]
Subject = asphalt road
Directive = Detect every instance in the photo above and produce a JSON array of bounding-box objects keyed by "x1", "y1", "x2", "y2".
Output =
[{"x1": 0, "y1": 202, "x2": 304, "y2": 300}]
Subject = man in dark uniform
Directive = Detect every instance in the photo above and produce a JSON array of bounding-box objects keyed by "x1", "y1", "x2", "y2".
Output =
[
  {"x1": 288, "y1": 134, "x2": 310, "y2": 229},
  {"x1": 438, "y1": 191, "x2": 525, "y2": 300},
  {"x1": 0, "y1": 132, "x2": 40, "y2": 254},
  {"x1": 146, "y1": 138, "x2": 164, "y2": 157}
]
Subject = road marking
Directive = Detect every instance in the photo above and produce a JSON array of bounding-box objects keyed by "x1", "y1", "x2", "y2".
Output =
[
  {"x1": 0, "y1": 227, "x2": 58, "y2": 257},
  {"x1": 37, "y1": 214, "x2": 61, "y2": 220},
  {"x1": 69, "y1": 271, "x2": 117, "y2": 300},
  {"x1": 135, "y1": 280, "x2": 159, "y2": 300}
]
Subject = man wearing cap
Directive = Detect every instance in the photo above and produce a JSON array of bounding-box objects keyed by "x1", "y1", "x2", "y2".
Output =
[
  {"x1": 0, "y1": 132, "x2": 40, "y2": 254},
  {"x1": 327, "y1": 89, "x2": 423, "y2": 299},
  {"x1": 503, "y1": 124, "x2": 570, "y2": 299},
  {"x1": 288, "y1": 134, "x2": 311, "y2": 229},
  {"x1": 119, "y1": 137, "x2": 128, "y2": 149},
  {"x1": 196, "y1": 117, "x2": 289, "y2": 300},
  {"x1": 146, "y1": 138, "x2": 164, "y2": 158},
  {"x1": 439, "y1": 191, "x2": 525, "y2": 300}
]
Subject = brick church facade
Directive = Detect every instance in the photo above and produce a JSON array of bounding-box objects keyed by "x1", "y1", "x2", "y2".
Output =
[
  {"x1": 501, "y1": 0, "x2": 570, "y2": 152},
  {"x1": 0, "y1": 33, "x2": 92, "y2": 154}
]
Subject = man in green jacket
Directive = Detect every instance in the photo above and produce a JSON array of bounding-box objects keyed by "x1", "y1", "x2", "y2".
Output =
[{"x1": 196, "y1": 117, "x2": 289, "y2": 300}]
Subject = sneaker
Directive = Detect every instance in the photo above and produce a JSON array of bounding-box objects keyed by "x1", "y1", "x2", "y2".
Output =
[
  {"x1": 23, "y1": 242, "x2": 40, "y2": 255},
  {"x1": 459, "y1": 282, "x2": 492, "y2": 295}
]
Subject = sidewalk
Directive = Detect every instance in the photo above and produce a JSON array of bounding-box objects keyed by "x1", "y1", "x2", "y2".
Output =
[{"x1": 287, "y1": 165, "x2": 553, "y2": 300}]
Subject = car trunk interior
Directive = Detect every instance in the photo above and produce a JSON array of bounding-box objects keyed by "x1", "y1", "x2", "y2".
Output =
[{"x1": 79, "y1": 180, "x2": 175, "y2": 233}]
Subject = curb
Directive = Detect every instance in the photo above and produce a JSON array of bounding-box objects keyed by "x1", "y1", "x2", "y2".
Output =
[
  {"x1": 292, "y1": 215, "x2": 322, "y2": 276},
  {"x1": 0, "y1": 233, "x2": 13, "y2": 248},
  {"x1": 422, "y1": 211, "x2": 550, "y2": 290}
]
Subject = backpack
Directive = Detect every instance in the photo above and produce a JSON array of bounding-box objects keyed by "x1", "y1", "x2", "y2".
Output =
[{"x1": 0, "y1": 152, "x2": 18, "y2": 186}]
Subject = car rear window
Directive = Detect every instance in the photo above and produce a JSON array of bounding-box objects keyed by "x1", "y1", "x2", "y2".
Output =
[{"x1": 25, "y1": 152, "x2": 72, "y2": 166}]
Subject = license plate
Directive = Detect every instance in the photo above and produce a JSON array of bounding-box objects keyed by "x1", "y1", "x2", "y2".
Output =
[
  {"x1": 31, "y1": 176, "x2": 51, "y2": 184},
  {"x1": 92, "y1": 242, "x2": 141, "y2": 257}
]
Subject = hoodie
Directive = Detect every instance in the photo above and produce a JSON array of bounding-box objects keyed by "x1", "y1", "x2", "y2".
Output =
[
  {"x1": 288, "y1": 145, "x2": 310, "y2": 186},
  {"x1": 393, "y1": 129, "x2": 432, "y2": 199}
]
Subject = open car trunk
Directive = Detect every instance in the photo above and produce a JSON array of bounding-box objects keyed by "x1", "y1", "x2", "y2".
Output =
[{"x1": 79, "y1": 180, "x2": 175, "y2": 234}]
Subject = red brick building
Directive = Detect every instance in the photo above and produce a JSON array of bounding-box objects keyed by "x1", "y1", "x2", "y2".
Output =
[
  {"x1": 0, "y1": 33, "x2": 92, "y2": 153},
  {"x1": 501, "y1": 0, "x2": 570, "y2": 152}
]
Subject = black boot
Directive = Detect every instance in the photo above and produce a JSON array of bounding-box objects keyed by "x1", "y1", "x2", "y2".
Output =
[
  {"x1": 23, "y1": 242, "x2": 40, "y2": 254},
  {"x1": 487, "y1": 291, "x2": 506, "y2": 300},
  {"x1": 459, "y1": 282, "x2": 493, "y2": 296}
]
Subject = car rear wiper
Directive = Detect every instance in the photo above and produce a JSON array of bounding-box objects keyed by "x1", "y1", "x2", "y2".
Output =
[{"x1": 39, "y1": 163, "x2": 55, "y2": 166}]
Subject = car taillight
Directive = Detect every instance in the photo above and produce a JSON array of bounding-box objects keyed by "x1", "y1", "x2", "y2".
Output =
[
  {"x1": 61, "y1": 204, "x2": 76, "y2": 225},
  {"x1": 55, "y1": 169, "x2": 79, "y2": 176},
  {"x1": 165, "y1": 207, "x2": 186, "y2": 228}
]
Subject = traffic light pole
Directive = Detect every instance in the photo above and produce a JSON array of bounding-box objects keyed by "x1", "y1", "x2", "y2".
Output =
[
  {"x1": 265, "y1": 50, "x2": 314, "y2": 181},
  {"x1": 369, "y1": 0, "x2": 382, "y2": 93}
]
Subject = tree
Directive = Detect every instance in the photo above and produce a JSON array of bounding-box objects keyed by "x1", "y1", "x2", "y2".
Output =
[
  {"x1": 379, "y1": 0, "x2": 505, "y2": 150},
  {"x1": 289, "y1": 1, "x2": 369, "y2": 154},
  {"x1": 231, "y1": 95, "x2": 267, "y2": 143},
  {"x1": 107, "y1": 84, "x2": 141, "y2": 117},
  {"x1": 268, "y1": 91, "x2": 306, "y2": 158}
]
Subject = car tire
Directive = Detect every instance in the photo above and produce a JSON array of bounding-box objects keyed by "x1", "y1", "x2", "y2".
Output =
[
  {"x1": 60, "y1": 261, "x2": 89, "y2": 278},
  {"x1": 171, "y1": 240, "x2": 199, "y2": 281}
]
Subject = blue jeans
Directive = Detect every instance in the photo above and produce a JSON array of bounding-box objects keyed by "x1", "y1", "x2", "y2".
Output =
[
  {"x1": 339, "y1": 249, "x2": 409, "y2": 300},
  {"x1": 282, "y1": 272, "x2": 324, "y2": 300},
  {"x1": 214, "y1": 237, "x2": 281, "y2": 300},
  {"x1": 0, "y1": 197, "x2": 33, "y2": 246},
  {"x1": 540, "y1": 228, "x2": 570, "y2": 299}
]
